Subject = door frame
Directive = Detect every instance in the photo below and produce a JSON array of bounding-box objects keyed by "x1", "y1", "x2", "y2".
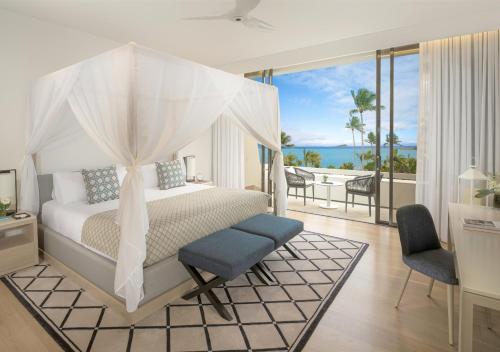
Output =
[{"x1": 375, "y1": 44, "x2": 419, "y2": 226}]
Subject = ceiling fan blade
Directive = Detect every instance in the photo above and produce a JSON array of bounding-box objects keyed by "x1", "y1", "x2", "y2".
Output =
[
  {"x1": 244, "y1": 16, "x2": 274, "y2": 30},
  {"x1": 183, "y1": 15, "x2": 228, "y2": 21},
  {"x1": 233, "y1": 0, "x2": 260, "y2": 16}
]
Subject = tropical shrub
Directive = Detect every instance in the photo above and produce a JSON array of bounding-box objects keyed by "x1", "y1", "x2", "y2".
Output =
[
  {"x1": 283, "y1": 153, "x2": 302, "y2": 166},
  {"x1": 304, "y1": 151, "x2": 321, "y2": 168},
  {"x1": 339, "y1": 162, "x2": 354, "y2": 170}
]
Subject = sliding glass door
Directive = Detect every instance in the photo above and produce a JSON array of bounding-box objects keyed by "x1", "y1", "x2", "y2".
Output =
[{"x1": 375, "y1": 45, "x2": 419, "y2": 225}]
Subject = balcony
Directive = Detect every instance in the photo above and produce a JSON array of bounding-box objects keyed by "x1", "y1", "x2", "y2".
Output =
[{"x1": 284, "y1": 166, "x2": 416, "y2": 223}]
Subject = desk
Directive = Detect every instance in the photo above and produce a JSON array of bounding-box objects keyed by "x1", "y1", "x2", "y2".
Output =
[{"x1": 448, "y1": 203, "x2": 500, "y2": 351}]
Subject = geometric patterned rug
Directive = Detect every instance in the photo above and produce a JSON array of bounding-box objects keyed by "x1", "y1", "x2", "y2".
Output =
[{"x1": 1, "y1": 230, "x2": 368, "y2": 352}]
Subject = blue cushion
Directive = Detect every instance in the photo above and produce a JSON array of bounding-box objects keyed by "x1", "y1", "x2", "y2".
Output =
[
  {"x1": 178, "y1": 228, "x2": 274, "y2": 280},
  {"x1": 403, "y1": 248, "x2": 458, "y2": 285},
  {"x1": 231, "y1": 214, "x2": 304, "y2": 248}
]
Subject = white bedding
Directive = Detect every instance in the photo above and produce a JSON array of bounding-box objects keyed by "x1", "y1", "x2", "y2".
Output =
[{"x1": 42, "y1": 183, "x2": 213, "y2": 260}]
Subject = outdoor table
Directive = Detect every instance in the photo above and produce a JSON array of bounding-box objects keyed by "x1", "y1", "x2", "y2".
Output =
[{"x1": 314, "y1": 180, "x2": 343, "y2": 209}]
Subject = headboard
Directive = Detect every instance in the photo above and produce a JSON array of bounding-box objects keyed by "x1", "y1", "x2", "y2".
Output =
[{"x1": 37, "y1": 174, "x2": 53, "y2": 219}]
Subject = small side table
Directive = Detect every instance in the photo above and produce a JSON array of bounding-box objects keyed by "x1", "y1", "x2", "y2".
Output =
[
  {"x1": 0, "y1": 215, "x2": 39, "y2": 276},
  {"x1": 314, "y1": 181, "x2": 343, "y2": 209}
]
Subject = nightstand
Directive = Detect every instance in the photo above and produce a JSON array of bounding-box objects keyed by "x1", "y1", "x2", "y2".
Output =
[
  {"x1": 0, "y1": 215, "x2": 39, "y2": 276},
  {"x1": 188, "y1": 180, "x2": 214, "y2": 186}
]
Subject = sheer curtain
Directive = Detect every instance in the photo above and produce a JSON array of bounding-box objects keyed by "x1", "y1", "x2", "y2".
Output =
[
  {"x1": 212, "y1": 115, "x2": 245, "y2": 189},
  {"x1": 19, "y1": 66, "x2": 82, "y2": 214},
  {"x1": 223, "y1": 80, "x2": 287, "y2": 216},
  {"x1": 416, "y1": 30, "x2": 500, "y2": 240}
]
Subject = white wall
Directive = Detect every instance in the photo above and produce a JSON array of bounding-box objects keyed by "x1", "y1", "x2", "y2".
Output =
[
  {"x1": 0, "y1": 9, "x2": 213, "y2": 184},
  {"x1": 0, "y1": 9, "x2": 119, "y2": 174}
]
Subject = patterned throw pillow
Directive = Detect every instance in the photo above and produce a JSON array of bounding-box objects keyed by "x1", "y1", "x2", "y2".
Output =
[
  {"x1": 81, "y1": 166, "x2": 120, "y2": 204},
  {"x1": 156, "y1": 160, "x2": 186, "y2": 190}
]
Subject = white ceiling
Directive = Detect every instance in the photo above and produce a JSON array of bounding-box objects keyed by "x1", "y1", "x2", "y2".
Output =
[{"x1": 1, "y1": 0, "x2": 500, "y2": 72}]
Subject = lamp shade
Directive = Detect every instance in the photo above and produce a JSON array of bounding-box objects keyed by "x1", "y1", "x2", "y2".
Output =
[
  {"x1": 458, "y1": 166, "x2": 489, "y2": 205},
  {"x1": 184, "y1": 155, "x2": 196, "y2": 182}
]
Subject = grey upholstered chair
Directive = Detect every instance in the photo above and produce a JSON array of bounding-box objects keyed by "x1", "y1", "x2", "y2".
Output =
[
  {"x1": 345, "y1": 174, "x2": 376, "y2": 216},
  {"x1": 285, "y1": 168, "x2": 315, "y2": 205},
  {"x1": 395, "y1": 204, "x2": 458, "y2": 345}
]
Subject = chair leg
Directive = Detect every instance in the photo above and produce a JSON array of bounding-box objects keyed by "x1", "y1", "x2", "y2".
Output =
[
  {"x1": 287, "y1": 187, "x2": 290, "y2": 198},
  {"x1": 303, "y1": 187, "x2": 306, "y2": 205},
  {"x1": 352, "y1": 194, "x2": 355, "y2": 207},
  {"x1": 368, "y1": 196, "x2": 372, "y2": 216},
  {"x1": 313, "y1": 185, "x2": 315, "y2": 202},
  {"x1": 427, "y1": 278, "x2": 435, "y2": 297},
  {"x1": 486, "y1": 308, "x2": 493, "y2": 330},
  {"x1": 395, "y1": 268, "x2": 412, "y2": 308},
  {"x1": 447, "y1": 285, "x2": 454, "y2": 346},
  {"x1": 345, "y1": 192, "x2": 348, "y2": 212},
  {"x1": 295, "y1": 187, "x2": 298, "y2": 199}
]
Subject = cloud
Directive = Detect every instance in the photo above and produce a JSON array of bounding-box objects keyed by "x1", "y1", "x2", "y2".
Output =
[{"x1": 276, "y1": 54, "x2": 419, "y2": 146}]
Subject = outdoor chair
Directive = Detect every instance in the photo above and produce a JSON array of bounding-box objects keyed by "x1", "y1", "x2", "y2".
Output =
[
  {"x1": 345, "y1": 174, "x2": 376, "y2": 216},
  {"x1": 285, "y1": 167, "x2": 315, "y2": 205}
]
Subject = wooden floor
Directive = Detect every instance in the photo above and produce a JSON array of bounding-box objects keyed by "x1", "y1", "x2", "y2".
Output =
[{"x1": 0, "y1": 211, "x2": 498, "y2": 351}]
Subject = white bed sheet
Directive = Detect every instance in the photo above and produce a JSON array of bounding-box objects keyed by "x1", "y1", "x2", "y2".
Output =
[{"x1": 42, "y1": 183, "x2": 213, "y2": 260}]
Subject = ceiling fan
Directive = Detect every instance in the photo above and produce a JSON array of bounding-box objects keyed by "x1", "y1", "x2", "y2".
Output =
[{"x1": 184, "y1": 0, "x2": 274, "y2": 31}]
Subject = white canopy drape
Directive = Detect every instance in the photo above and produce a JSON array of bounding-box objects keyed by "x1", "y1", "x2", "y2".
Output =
[{"x1": 20, "y1": 43, "x2": 286, "y2": 311}]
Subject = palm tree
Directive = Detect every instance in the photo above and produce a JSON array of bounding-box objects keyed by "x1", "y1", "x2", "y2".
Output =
[
  {"x1": 366, "y1": 131, "x2": 376, "y2": 155},
  {"x1": 384, "y1": 132, "x2": 402, "y2": 146},
  {"x1": 351, "y1": 88, "x2": 382, "y2": 167},
  {"x1": 281, "y1": 131, "x2": 294, "y2": 148},
  {"x1": 304, "y1": 151, "x2": 321, "y2": 167},
  {"x1": 345, "y1": 112, "x2": 362, "y2": 167}
]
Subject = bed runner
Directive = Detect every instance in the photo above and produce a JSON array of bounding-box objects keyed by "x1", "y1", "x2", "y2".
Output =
[{"x1": 81, "y1": 188, "x2": 269, "y2": 266}]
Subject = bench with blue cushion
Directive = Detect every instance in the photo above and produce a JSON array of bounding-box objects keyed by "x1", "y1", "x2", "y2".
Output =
[
  {"x1": 178, "y1": 228, "x2": 275, "y2": 320},
  {"x1": 231, "y1": 213, "x2": 304, "y2": 259}
]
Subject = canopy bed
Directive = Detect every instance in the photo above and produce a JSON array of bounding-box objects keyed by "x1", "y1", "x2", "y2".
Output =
[{"x1": 19, "y1": 43, "x2": 286, "y2": 317}]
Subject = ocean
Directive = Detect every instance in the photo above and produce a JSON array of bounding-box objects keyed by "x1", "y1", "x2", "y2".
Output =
[{"x1": 280, "y1": 146, "x2": 417, "y2": 168}]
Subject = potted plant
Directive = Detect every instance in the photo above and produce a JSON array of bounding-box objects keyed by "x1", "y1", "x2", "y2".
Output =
[
  {"x1": 322, "y1": 174, "x2": 329, "y2": 183},
  {"x1": 475, "y1": 175, "x2": 500, "y2": 208},
  {"x1": 0, "y1": 197, "x2": 11, "y2": 217}
]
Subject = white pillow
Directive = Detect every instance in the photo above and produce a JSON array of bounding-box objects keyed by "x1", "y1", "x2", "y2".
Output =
[
  {"x1": 52, "y1": 171, "x2": 87, "y2": 205},
  {"x1": 141, "y1": 163, "x2": 159, "y2": 188},
  {"x1": 285, "y1": 167, "x2": 296, "y2": 174}
]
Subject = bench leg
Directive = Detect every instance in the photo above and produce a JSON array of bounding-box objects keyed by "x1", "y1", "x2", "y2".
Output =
[
  {"x1": 251, "y1": 265, "x2": 270, "y2": 285},
  {"x1": 250, "y1": 262, "x2": 276, "y2": 285},
  {"x1": 182, "y1": 275, "x2": 227, "y2": 300},
  {"x1": 256, "y1": 262, "x2": 276, "y2": 283},
  {"x1": 182, "y1": 264, "x2": 233, "y2": 321},
  {"x1": 283, "y1": 243, "x2": 301, "y2": 259}
]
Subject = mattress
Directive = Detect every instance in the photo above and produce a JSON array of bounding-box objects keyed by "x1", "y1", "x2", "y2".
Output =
[
  {"x1": 81, "y1": 187, "x2": 270, "y2": 266},
  {"x1": 42, "y1": 183, "x2": 213, "y2": 261}
]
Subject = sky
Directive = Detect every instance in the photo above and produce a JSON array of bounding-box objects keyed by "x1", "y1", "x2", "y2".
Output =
[{"x1": 273, "y1": 53, "x2": 419, "y2": 147}]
